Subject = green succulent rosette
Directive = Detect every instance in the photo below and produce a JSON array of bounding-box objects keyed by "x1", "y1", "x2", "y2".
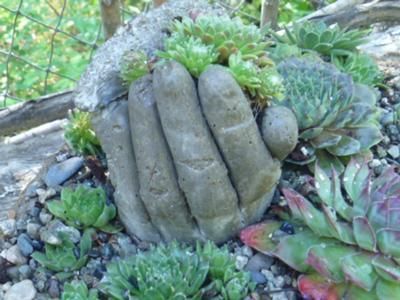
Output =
[
  {"x1": 276, "y1": 57, "x2": 382, "y2": 173},
  {"x1": 47, "y1": 186, "x2": 121, "y2": 233}
]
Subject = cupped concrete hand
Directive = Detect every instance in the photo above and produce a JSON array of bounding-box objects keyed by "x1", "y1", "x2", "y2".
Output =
[
  {"x1": 92, "y1": 61, "x2": 297, "y2": 243},
  {"x1": 74, "y1": 0, "x2": 298, "y2": 243}
]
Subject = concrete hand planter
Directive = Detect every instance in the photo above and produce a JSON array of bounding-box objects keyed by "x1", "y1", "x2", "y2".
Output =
[{"x1": 74, "y1": 0, "x2": 298, "y2": 243}]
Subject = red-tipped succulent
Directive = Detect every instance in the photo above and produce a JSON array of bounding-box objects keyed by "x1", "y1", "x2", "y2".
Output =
[{"x1": 240, "y1": 159, "x2": 400, "y2": 299}]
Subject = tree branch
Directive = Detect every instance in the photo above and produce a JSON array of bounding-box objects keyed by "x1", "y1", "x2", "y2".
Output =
[
  {"x1": 261, "y1": 0, "x2": 280, "y2": 29},
  {"x1": 100, "y1": 0, "x2": 122, "y2": 40}
]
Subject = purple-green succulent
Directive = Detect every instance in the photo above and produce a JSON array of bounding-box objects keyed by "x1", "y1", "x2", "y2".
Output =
[
  {"x1": 241, "y1": 159, "x2": 400, "y2": 299},
  {"x1": 277, "y1": 57, "x2": 382, "y2": 173}
]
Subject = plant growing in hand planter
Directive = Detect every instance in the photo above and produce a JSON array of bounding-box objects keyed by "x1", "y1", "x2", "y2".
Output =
[
  {"x1": 241, "y1": 159, "x2": 400, "y2": 299},
  {"x1": 32, "y1": 229, "x2": 92, "y2": 279},
  {"x1": 47, "y1": 185, "x2": 121, "y2": 233},
  {"x1": 80, "y1": 4, "x2": 298, "y2": 244}
]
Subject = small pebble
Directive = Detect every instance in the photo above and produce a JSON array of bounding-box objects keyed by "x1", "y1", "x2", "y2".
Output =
[
  {"x1": 235, "y1": 255, "x2": 248, "y2": 270},
  {"x1": 1, "y1": 245, "x2": 27, "y2": 265},
  {"x1": 36, "y1": 188, "x2": 56, "y2": 204},
  {"x1": 0, "y1": 220, "x2": 16, "y2": 237},
  {"x1": 369, "y1": 159, "x2": 381, "y2": 168},
  {"x1": 250, "y1": 271, "x2": 267, "y2": 284},
  {"x1": 245, "y1": 253, "x2": 274, "y2": 272},
  {"x1": 44, "y1": 157, "x2": 84, "y2": 187},
  {"x1": 388, "y1": 145, "x2": 400, "y2": 158},
  {"x1": 18, "y1": 265, "x2": 33, "y2": 280},
  {"x1": 17, "y1": 234, "x2": 34, "y2": 257},
  {"x1": 4, "y1": 280, "x2": 36, "y2": 300},
  {"x1": 26, "y1": 223, "x2": 41, "y2": 240},
  {"x1": 241, "y1": 245, "x2": 253, "y2": 258},
  {"x1": 39, "y1": 211, "x2": 53, "y2": 225},
  {"x1": 47, "y1": 278, "x2": 60, "y2": 298},
  {"x1": 261, "y1": 269, "x2": 274, "y2": 282}
]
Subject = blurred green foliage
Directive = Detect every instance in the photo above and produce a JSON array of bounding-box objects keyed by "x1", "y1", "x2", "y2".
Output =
[{"x1": 0, "y1": 0, "x2": 149, "y2": 107}]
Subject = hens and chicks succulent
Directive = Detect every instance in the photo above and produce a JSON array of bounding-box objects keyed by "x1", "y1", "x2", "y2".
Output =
[{"x1": 241, "y1": 160, "x2": 400, "y2": 299}]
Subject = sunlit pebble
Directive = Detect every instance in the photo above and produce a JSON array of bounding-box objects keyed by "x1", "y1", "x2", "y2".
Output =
[{"x1": 300, "y1": 147, "x2": 308, "y2": 156}]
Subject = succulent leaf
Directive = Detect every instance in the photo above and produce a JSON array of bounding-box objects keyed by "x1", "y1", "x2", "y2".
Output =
[
  {"x1": 120, "y1": 50, "x2": 150, "y2": 85},
  {"x1": 340, "y1": 253, "x2": 378, "y2": 291}
]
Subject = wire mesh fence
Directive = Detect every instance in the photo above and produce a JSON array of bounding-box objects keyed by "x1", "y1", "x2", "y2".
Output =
[{"x1": 0, "y1": 0, "x2": 151, "y2": 108}]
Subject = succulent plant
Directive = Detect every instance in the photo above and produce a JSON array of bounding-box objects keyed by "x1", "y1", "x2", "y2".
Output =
[
  {"x1": 120, "y1": 50, "x2": 151, "y2": 85},
  {"x1": 196, "y1": 241, "x2": 255, "y2": 300},
  {"x1": 101, "y1": 241, "x2": 254, "y2": 300},
  {"x1": 171, "y1": 15, "x2": 270, "y2": 63},
  {"x1": 228, "y1": 53, "x2": 284, "y2": 108},
  {"x1": 268, "y1": 42, "x2": 303, "y2": 63},
  {"x1": 32, "y1": 229, "x2": 92, "y2": 274},
  {"x1": 276, "y1": 57, "x2": 382, "y2": 172},
  {"x1": 333, "y1": 53, "x2": 383, "y2": 87},
  {"x1": 241, "y1": 159, "x2": 400, "y2": 299},
  {"x1": 157, "y1": 35, "x2": 219, "y2": 77},
  {"x1": 62, "y1": 281, "x2": 99, "y2": 300},
  {"x1": 64, "y1": 110, "x2": 102, "y2": 156},
  {"x1": 276, "y1": 20, "x2": 368, "y2": 57},
  {"x1": 47, "y1": 185, "x2": 121, "y2": 233}
]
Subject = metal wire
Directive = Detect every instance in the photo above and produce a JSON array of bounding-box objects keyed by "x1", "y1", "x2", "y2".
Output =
[{"x1": 0, "y1": 0, "x2": 104, "y2": 107}]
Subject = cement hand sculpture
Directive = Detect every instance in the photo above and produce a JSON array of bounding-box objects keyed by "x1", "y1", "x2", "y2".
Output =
[{"x1": 74, "y1": 0, "x2": 298, "y2": 243}]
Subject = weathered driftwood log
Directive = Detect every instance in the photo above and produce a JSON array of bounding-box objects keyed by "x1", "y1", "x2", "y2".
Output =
[
  {"x1": 0, "y1": 90, "x2": 73, "y2": 137},
  {"x1": 302, "y1": 0, "x2": 400, "y2": 28},
  {"x1": 74, "y1": 0, "x2": 298, "y2": 243}
]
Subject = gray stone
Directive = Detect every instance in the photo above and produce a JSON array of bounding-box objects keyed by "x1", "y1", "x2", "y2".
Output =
[
  {"x1": 1, "y1": 246, "x2": 27, "y2": 265},
  {"x1": 38, "y1": 211, "x2": 52, "y2": 225},
  {"x1": 261, "y1": 106, "x2": 298, "y2": 160},
  {"x1": 26, "y1": 223, "x2": 41, "y2": 240},
  {"x1": 235, "y1": 255, "x2": 249, "y2": 270},
  {"x1": 47, "y1": 279, "x2": 60, "y2": 299},
  {"x1": 388, "y1": 145, "x2": 400, "y2": 159},
  {"x1": 44, "y1": 157, "x2": 84, "y2": 187},
  {"x1": 245, "y1": 253, "x2": 274, "y2": 272},
  {"x1": 117, "y1": 235, "x2": 137, "y2": 258},
  {"x1": 250, "y1": 271, "x2": 267, "y2": 284},
  {"x1": 6, "y1": 267, "x2": 19, "y2": 281},
  {"x1": 17, "y1": 234, "x2": 34, "y2": 257},
  {"x1": 36, "y1": 188, "x2": 56, "y2": 204},
  {"x1": 0, "y1": 220, "x2": 16, "y2": 237},
  {"x1": 4, "y1": 280, "x2": 36, "y2": 300},
  {"x1": 18, "y1": 265, "x2": 32, "y2": 280},
  {"x1": 39, "y1": 220, "x2": 80, "y2": 245},
  {"x1": 129, "y1": 76, "x2": 202, "y2": 242}
]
